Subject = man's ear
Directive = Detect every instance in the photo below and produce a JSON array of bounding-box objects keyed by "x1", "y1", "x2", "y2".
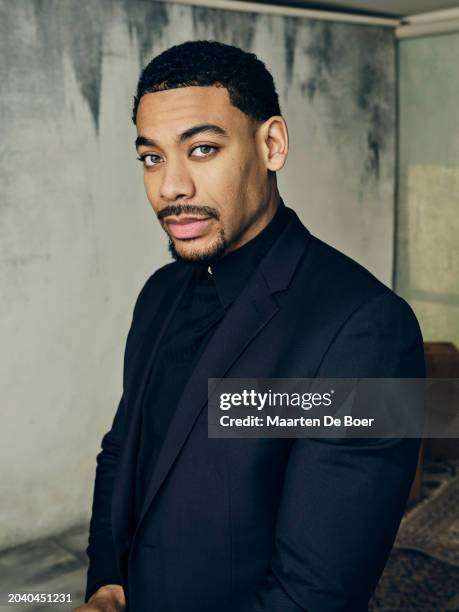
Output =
[{"x1": 257, "y1": 116, "x2": 289, "y2": 172}]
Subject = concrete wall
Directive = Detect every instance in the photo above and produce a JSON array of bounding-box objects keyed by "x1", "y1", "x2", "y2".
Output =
[
  {"x1": 396, "y1": 33, "x2": 459, "y2": 346},
  {"x1": 0, "y1": 0, "x2": 396, "y2": 549}
]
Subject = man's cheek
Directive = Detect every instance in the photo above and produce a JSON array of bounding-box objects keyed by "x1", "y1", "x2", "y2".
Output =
[{"x1": 144, "y1": 184, "x2": 158, "y2": 209}]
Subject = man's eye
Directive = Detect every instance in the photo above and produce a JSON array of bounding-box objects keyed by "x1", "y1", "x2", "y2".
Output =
[
  {"x1": 191, "y1": 145, "x2": 217, "y2": 157},
  {"x1": 137, "y1": 154, "x2": 161, "y2": 167}
]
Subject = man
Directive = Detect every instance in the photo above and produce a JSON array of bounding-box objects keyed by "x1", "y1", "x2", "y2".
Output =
[{"x1": 78, "y1": 41, "x2": 425, "y2": 612}]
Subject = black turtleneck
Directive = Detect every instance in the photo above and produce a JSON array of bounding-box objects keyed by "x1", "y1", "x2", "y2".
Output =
[{"x1": 135, "y1": 198, "x2": 290, "y2": 515}]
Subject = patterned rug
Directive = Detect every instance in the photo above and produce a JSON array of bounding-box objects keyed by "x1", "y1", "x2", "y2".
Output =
[
  {"x1": 369, "y1": 460, "x2": 459, "y2": 611},
  {"x1": 369, "y1": 549, "x2": 459, "y2": 611},
  {"x1": 395, "y1": 468, "x2": 459, "y2": 567}
]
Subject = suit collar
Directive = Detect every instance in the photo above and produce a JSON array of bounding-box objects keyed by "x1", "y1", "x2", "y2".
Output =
[
  {"x1": 210, "y1": 197, "x2": 290, "y2": 307},
  {"x1": 260, "y1": 206, "x2": 310, "y2": 293}
]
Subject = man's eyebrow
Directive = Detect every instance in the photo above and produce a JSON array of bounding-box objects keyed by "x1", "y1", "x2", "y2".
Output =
[
  {"x1": 135, "y1": 135, "x2": 158, "y2": 149},
  {"x1": 135, "y1": 124, "x2": 228, "y2": 149},
  {"x1": 178, "y1": 123, "x2": 228, "y2": 142}
]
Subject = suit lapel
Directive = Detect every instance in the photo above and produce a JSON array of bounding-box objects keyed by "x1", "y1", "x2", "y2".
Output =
[{"x1": 123, "y1": 267, "x2": 193, "y2": 413}]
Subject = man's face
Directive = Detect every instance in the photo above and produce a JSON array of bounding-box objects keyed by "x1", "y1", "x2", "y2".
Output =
[{"x1": 135, "y1": 86, "x2": 274, "y2": 263}]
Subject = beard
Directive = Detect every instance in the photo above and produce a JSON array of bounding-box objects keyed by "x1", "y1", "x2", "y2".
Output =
[{"x1": 167, "y1": 227, "x2": 227, "y2": 265}]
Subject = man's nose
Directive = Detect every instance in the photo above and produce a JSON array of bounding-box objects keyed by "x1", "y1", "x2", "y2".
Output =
[{"x1": 158, "y1": 158, "x2": 195, "y2": 202}]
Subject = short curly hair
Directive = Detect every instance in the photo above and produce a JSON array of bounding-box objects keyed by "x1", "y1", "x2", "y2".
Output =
[{"x1": 132, "y1": 40, "x2": 281, "y2": 124}]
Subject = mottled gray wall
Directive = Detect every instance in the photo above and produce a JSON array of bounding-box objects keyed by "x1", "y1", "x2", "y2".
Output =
[
  {"x1": 0, "y1": 0, "x2": 396, "y2": 548},
  {"x1": 396, "y1": 33, "x2": 459, "y2": 346}
]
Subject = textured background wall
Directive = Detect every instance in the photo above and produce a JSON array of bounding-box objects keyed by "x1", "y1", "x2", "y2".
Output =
[
  {"x1": 0, "y1": 0, "x2": 396, "y2": 548},
  {"x1": 396, "y1": 33, "x2": 459, "y2": 346}
]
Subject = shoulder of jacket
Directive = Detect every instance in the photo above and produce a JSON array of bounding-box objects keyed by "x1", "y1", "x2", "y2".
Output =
[
  {"x1": 133, "y1": 260, "x2": 187, "y2": 314},
  {"x1": 303, "y1": 233, "x2": 392, "y2": 301},
  {"x1": 311, "y1": 234, "x2": 387, "y2": 286},
  {"x1": 305, "y1": 234, "x2": 423, "y2": 333},
  {"x1": 143, "y1": 259, "x2": 187, "y2": 290}
]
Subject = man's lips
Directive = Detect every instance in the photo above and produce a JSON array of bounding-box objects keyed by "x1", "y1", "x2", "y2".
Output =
[{"x1": 165, "y1": 216, "x2": 214, "y2": 240}]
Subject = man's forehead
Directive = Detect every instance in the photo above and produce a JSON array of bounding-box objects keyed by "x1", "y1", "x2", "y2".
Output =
[{"x1": 136, "y1": 86, "x2": 244, "y2": 133}]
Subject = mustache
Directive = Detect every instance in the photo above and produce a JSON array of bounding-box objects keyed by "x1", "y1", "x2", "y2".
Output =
[{"x1": 157, "y1": 204, "x2": 220, "y2": 222}]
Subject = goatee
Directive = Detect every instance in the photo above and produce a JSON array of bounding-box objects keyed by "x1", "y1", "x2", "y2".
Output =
[{"x1": 167, "y1": 228, "x2": 227, "y2": 266}]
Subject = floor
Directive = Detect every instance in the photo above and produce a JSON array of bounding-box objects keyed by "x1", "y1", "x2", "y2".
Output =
[
  {"x1": 0, "y1": 519, "x2": 457, "y2": 611},
  {"x1": 0, "y1": 524, "x2": 88, "y2": 611}
]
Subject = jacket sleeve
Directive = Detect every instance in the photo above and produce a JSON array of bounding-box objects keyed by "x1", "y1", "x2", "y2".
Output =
[
  {"x1": 84, "y1": 272, "x2": 158, "y2": 602},
  {"x1": 229, "y1": 291, "x2": 425, "y2": 612},
  {"x1": 85, "y1": 396, "x2": 127, "y2": 600}
]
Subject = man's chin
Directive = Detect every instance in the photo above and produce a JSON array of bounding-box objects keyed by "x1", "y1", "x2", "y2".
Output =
[{"x1": 168, "y1": 234, "x2": 227, "y2": 265}]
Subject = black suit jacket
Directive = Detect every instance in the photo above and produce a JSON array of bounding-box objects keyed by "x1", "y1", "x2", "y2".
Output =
[{"x1": 85, "y1": 208, "x2": 425, "y2": 611}]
